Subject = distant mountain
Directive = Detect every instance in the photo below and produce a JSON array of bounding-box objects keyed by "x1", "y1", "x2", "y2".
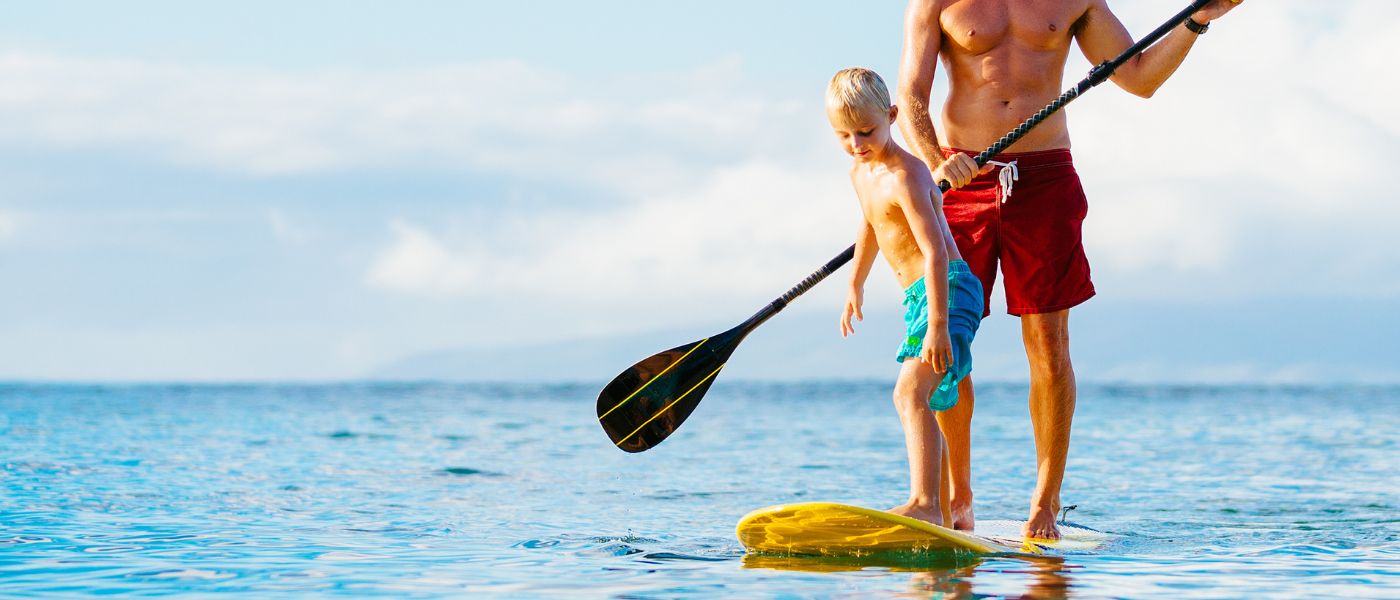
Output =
[
  {"x1": 371, "y1": 297, "x2": 1400, "y2": 385},
  {"x1": 369, "y1": 308, "x2": 896, "y2": 384}
]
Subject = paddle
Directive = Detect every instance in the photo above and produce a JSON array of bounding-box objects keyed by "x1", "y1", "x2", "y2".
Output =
[{"x1": 597, "y1": 0, "x2": 1214, "y2": 453}]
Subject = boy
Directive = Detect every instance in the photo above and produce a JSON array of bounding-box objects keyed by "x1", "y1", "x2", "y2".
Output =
[{"x1": 829, "y1": 68, "x2": 984, "y2": 526}]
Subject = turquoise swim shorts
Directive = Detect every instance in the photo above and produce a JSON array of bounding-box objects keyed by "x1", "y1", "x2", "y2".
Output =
[{"x1": 895, "y1": 260, "x2": 985, "y2": 411}]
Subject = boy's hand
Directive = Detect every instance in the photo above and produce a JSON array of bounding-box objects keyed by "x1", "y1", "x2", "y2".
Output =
[
  {"x1": 840, "y1": 288, "x2": 864, "y2": 337},
  {"x1": 930, "y1": 153, "x2": 992, "y2": 190},
  {"x1": 921, "y1": 326, "x2": 953, "y2": 373}
]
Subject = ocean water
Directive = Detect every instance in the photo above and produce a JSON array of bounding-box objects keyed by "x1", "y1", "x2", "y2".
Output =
[{"x1": 1, "y1": 381, "x2": 1397, "y2": 598}]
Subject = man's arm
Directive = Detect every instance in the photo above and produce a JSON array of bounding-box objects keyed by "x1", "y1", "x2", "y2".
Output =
[
  {"x1": 898, "y1": 0, "x2": 983, "y2": 190},
  {"x1": 896, "y1": 0, "x2": 945, "y2": 170},
  {"x1": 1076, "y1": 0, "x2": 1242, "y2": 98}
]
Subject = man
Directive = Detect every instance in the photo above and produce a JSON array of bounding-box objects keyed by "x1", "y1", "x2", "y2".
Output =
[{"x1": 896, "y1": 0, "x2": 1242, "y2": 539}]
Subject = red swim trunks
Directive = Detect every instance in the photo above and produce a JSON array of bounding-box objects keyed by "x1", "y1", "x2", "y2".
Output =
[{"x1": 941, "y1": 148, "x2": 1095, "y2": 317}]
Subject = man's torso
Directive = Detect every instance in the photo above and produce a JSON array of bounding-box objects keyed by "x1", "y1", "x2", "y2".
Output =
[{"x1": 936, "y1": 0, "x2": 1094, "y2": 152}]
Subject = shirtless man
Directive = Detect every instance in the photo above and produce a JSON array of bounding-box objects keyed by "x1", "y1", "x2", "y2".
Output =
[{"x1": 897, "y1": 0, "x2": 1242, "y2": 539}]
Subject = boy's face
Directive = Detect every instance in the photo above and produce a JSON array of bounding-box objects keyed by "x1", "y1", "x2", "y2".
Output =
[{"x1": 827, "y1": 104, "x2": 897, "y2": 162}]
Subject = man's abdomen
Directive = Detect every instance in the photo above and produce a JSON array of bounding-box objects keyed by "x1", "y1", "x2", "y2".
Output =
[
  {"x1": 938, "y1": 45, "x2": 1075, "y2": 153},
  {"x1": 940, "y1": 90, "x2": 1073, "y2": 153}
]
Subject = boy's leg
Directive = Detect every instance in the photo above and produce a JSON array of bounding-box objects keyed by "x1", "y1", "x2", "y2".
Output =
[
  {"x1": 887, "y1": 357, "x2": 948, "y2": 526},
  {"x1": 936, "y1": 375, "x2": 976, "y2": 530},
  {"x1": 938, "y1": 434, "x2": 952, "y2": 528}
]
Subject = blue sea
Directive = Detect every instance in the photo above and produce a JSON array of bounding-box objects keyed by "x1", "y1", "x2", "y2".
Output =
[{"x1": 2, "y1": 382, "x2": 1397, "y2": 598}]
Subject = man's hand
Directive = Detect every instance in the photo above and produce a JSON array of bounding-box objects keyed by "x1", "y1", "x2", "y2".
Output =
[
  {"x1": 921, "y1": 325, "x2": 953, "y2": 373},
  {"x1": 1193, "y1": 0, "x2": 1242, "y2": 23},
  {"x1": 840, "y1": 287, "x2": 865, "y2": 337},
  {"x1": 930, "y1": 152, "x2": 991, "y2": 190}
]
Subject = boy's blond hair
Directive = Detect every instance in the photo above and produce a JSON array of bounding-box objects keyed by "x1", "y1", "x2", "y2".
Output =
[{"x1": 826, "y1": 68, "x2": 892, "y2": 123}]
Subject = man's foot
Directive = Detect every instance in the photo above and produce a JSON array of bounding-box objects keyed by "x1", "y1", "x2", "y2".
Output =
[
  {"x1": 948, "y1": 500, "x2": 975, "y2": 531},
  {"x1": 888, "y1": 501, "x2": 945, "y2": 527},
  {"x1": 1023, "y1": 504, "x2": 1061, "y2": 540}
]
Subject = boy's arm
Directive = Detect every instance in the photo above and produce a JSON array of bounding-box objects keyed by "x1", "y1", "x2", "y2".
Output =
[
  {"x1": 849, "y1": 219, "x2": 879, "y2": 291},
  {"x1": 841, "y1": 219, "x2": 880, "y2": 337},
  {"x1": 898, "y1": 183, "x2": 952, "y2": 371}
]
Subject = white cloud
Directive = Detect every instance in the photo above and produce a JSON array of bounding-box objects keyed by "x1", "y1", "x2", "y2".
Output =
[
  {"x1": 364, "y1": 160, "x2": 858, "y2": 330},
  {"x1": 1084, "y1": 186, "x2": 1230, "y2": 274},
  {"x1": 0, "y1": 52, "x2": 813, "y2": 190},
  {"x1": 0, "y1": 210, "x2": 14, "y2": 240},
  {"x1": 267, "y1": 208, "x2": 311, "y2": 245},
  {"x1": 364, "y1": 219, "x2": 479, "y2": 296},
  {"x1": 0, "y1": 54, "x2": 563, "y2": 175}
]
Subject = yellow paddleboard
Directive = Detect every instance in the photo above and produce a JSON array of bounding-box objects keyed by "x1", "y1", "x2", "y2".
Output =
[{"x1": 736, "y1": 503, "x2": 1037, "y2": 557}]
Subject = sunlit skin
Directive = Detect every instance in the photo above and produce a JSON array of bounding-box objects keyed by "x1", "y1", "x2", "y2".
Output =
[
  {"x1": 896, "y1": 0, "x2": 1244, "y2": 539},
  {"x1": 830, "y1": 102, "x2": 964, "y2": 527}
]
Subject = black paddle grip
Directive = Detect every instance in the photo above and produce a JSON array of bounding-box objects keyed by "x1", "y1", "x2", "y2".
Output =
[
  {"x1": 741, "y1": 246, "x2": 856, "y2": 332},
  {"x1": 779, "y1": 246, "x2": 856, "y2": 305}
]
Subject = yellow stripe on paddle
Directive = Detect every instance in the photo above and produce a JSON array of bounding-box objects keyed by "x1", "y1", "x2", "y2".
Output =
[
  {"x1": 614, "y1": 364, "x2": 725, "y2": 448},
  {"x1": 597, "y1": 338, "x2": 708, "y2": 422}
]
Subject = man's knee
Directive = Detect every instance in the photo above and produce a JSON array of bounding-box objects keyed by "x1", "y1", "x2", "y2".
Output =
[
  {"x1": 1023, "y1": 309, "x2": 1069, "y2": 339},
  {"x1": 1029, "y1": 355, "x2": 1075, "y2": 383},
  {"x1": 1023, "y1": 313, "x2": 1074, "y2": 378}
]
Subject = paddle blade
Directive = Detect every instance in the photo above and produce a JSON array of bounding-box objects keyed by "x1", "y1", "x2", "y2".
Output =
[{"x1": 596, "y1": 329, "x2": 741, "y2": 453}]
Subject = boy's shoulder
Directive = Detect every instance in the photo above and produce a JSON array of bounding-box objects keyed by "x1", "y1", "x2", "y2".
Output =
[
  {"x1": 887, "y1": 154, "x2": 935, "y2": 199},
  {"x1": 853, "y1": 150, "x2": 934, "y2": 204}
]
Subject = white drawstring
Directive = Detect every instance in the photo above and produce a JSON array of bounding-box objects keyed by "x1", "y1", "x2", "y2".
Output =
[{"x1": 987, "y1": 160, "x2": 1019, "y2": 203}]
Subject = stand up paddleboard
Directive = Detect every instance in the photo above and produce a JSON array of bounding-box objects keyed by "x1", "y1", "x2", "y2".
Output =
[
  {"x1": 738, "y1": 503, "x2": 1029, "y2": 556},
  {"x1": 975, "y1": 519, "x2": 1109, "y2": 554},
  {"x1": 737, "y1": 503, "x2": 1111, "y2": 557}
]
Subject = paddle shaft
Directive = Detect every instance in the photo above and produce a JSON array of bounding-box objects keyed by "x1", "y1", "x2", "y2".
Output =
[{"x1": 742, "y1": 0, "x2": 1213, "y2": 330}]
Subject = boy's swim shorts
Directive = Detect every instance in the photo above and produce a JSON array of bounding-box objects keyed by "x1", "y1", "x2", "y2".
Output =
[
  {"x1": 941, "y1": 148, "x2": 1096, "y2": 316},
  {"x1": 896, "y1": 260, "x2": 984, "y2": 411}
]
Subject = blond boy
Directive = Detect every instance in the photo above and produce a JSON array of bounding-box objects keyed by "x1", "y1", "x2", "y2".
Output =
[{"x1": 830, "y1": 68, "x2": 984, "y2": 526}]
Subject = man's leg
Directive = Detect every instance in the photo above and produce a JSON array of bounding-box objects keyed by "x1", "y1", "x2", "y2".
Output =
[
  {"x1": 888, "y1": 358, "x2": 948, "y2": 526},
  {"x1": 1021, "y1": 309, "x2": 1076, "y2": 540},
  {"x1": 935, "y1": 376, "x2": 975, "y2": 530}
]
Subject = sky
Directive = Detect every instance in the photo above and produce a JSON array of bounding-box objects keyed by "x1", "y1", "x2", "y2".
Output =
[{"x1": 1, "y1": 1, "x2": 1397, "y2": 383}]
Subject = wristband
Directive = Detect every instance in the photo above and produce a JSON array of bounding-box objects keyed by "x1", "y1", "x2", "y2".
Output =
[{"x1": 1185, "y1": 17, "x2": 1209, "y2": 34}]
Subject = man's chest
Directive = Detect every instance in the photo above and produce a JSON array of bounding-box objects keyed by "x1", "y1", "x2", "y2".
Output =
[{"x1": 939, "y1": 0, "x2": 1089, "y2": 53}]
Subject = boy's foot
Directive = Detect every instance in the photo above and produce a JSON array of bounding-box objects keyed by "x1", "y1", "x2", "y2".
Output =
[
  {"x1": 1023, "y1": 505, "x2": 1061, "y2": 540},
  {"x1": 949, "y1": 501, "x2": 975, "y2": 531},
  {"x1": 887, "y1": 501, "x2": 945, "y2": 527}
]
